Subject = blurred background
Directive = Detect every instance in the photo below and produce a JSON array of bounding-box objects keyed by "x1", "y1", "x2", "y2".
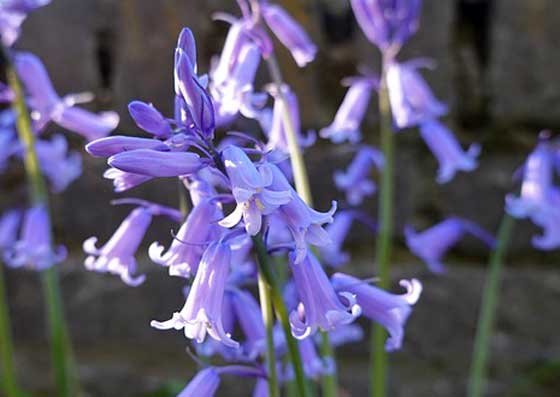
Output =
[{"x1": 2, "y1": 0, "x2": 560, "y2": 395}]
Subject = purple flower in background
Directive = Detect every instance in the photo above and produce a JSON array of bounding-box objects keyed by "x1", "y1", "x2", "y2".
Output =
[
  {"x1": 386, "y1": 60, "x2": 447, "y2": 129},
  {"x1": 268, "y1": 163, "x2": 337, "y2": 263},
  {"x1": 128, "y1": 101, "x2": 173, "y2": 138},
  {"x1": 151, "y1": 241, "x2": 239, "y2": 348},
  {"x1": 265, "y1": 85, "x2": 315, "y2": 154},
  {"x1": 108, "y1": 149, "x2": 203, "y2": 178},
  {"x1": 335, "y1": 145, "x2": 384, "y2": 205},
  {"x1": 420, "y1": 120, "x2": 480, "y2": 183},
  {"x1": 318, "y1": 211, "x2": 355, "y2": 267},
  {"x1": 350, "y1": 0, "x2": 422, "y2": 55},
  {"x1": 4, "y1": 205, "x2": 66, "y2": 270},
  {"x1": 14, "y1": 52, "x2": 119, "y2": 140},
  {"x1": 219, "y1": 146, "x2": 292, "y2": 236},
  {"x1": 261, "y1": 3, "x2": 317, "y2": 67},
  {"x1": 320, "y1": 77, "x2": 378, "y2": 144},
  {"x1": 0, "y1": 128, "x2": 17, "y2": 171},
  {"x1": 177, "y1": 367, "x2": 220, "y2": 397},
  {"x1": 325, "y1": 324, "x2": 364, "y2": 347},
  {"x1": 85, "y1": 135, "x2": 169, "y2": 158},
  {"x1": 150, "y1": 199, "x2": 220, "y2": 278},
  {"x1": 103, "y1": 168, "x2": 153, "y2": 193},
  {"x1": 0, "y1": 0, "x2": 51, "y2": 46},
  {"x1": 332, "y1": 273, "x2": 422, "y2": 351},
  {"x1": 0, "y1": 210, "x2": 21, "y2": 250},
  {"x1": 289, "y1": 253, "x2": 361, "y2": 339},
  {"x1": 506, "y1": 138, "x2": 560, "y2": 249},
  {"x1": 230, "y1": 288, "x2": 266, "y2": 359},
  {"x1": 405, "y1": 217, "x2": 495, "y2": 273},
  {"x1": 34, "y1": 135, "x2": 82, "y2": 192},
  {"x1": 296, "y1": 337, "x2": 334, "y2": 380},
  {"x1": 83, "y1": 205, "x2": 159, "y2": 286}
]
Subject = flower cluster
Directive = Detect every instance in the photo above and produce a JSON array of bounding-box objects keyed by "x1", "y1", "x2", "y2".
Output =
[
  {"x1": 0, "y1": 0, "x2": 118, "y2": 270},
  {"x1": 82, "y1": 1, "x2": 423, "y2": 394}
]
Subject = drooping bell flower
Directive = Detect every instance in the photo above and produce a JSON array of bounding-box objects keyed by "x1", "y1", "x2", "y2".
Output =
[
  {"x1": 334, "y1": 145, "x2": 384, "y2": 205},
  {"x1": 4, "y1": 205, "x2": 66, "y2": 270},
  {"x1": 128, "y1": 101, "x2": 173, "y2": 138},
  {"x1": 331, "y1": 273, "x2": 422, "y2": 351},
  {"x1": 320, "y1": 77, "x2": 378, "y2": 143},
  {"x1": 103, "y1": 168, "x2": 153, "y2": 193},
  {"x1": 0, "y1": 209, "x2": 22, "y2": 249},
  {"x1": 506, "y1": 138, "x2": 560, "y2": 249},
  {"x1": 261, "y1": 3, "x2": 317, "y2": 67},
  {"x1": 318, "y1": 211, "x2": 355, "y2": 268},
  {"x1": 289, "y1": 252, "x2": 361, "y2": 339},
  {"x1": 404, "y1": 217, "x2": 495, "y2": 273},
  {"x1": 174, "y1": 42, "x2": 215, "y2": 137},
  {"x1": 420, "y1": 120, "x2": 480, "y2": 184},
  {"x1": 86, "y1": 135, "x2": 169, "y2": 158},
  {"x1": 0, "y1": 0, "x2": 51, "y2": 46},
  {"x1": 219, "y1": 146, "x2": 292, "y2": 236},
  {"x1": 265, "y1": 85, "x2": 315, "y2": 154},
  {"x1": 149, "y1": 199, "x2": 220, "y2": 278},
  {"x1": 268, "y1": 163, "x2": 336, "y2": 263},
  {"x1": 83, "y1": 202, "x2": 178, "y2": 286},
  {"x1": 14, "y1": 52, "x2": 119, "y2": 140},
  {"x1": 350, "y1": 0, "x2": 422, "y2": 56},
  {"x1": 230, "y1": 288, "x2": 266, "y2": 360},
  {"x1": 151, "y1": 241, "x2": 239, "y2": 348},
  {"x1": 108, "y1": 149, "x2": 203, "y2": 177},
  {"x1": 386, "y1": 60, "x2": 447, "y2": 129},
  {"x1": 34, "y1": 135, "x2": 82, "y2": 192}
]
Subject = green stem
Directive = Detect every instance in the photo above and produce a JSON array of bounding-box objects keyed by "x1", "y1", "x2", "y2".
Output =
[
  {"x1": 257, "y1": 271, "x2": 280, "y2": 397},
  {"x1": 467, "y1": 214, "x2": 515, "y2": 397},
  {"x1": 6, "y1": 54, "x2": 79, "y2": 397},
  {"x1": 370, "y1": 61, "x2": 394, "y2": 397},
  {"x1": 0, "y1": 264, "x2": 20, "y2": 397},
  {"x1": 265, "y1": 54, "x2": 338, "y2": 397},
  {"x1": 252, "y1": 236, "x2": 310, "y2": 397}
]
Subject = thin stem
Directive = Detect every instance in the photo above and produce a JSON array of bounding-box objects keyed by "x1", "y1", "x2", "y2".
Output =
[
  {"x1": 265, "y1": 54, "x2": 338, "y2": 397},
  {"x1": 6, "y1": 54, "x2": 79, "y2": 397},
  {"x1": 370, "y1": 61, "x2": 394, "y2": 397},
  {"x1": 252, "y1": 235, "x2": 310, "y2": 397},
  {"x1": 257, "y1": 271, "x2": 280, "y2": 397},
  {"x1": 0, "y1": 264, "x2": 20, "y2": 397},
  {"x1": 467, "y1": 214, "x2": 515, "y2": 397}
]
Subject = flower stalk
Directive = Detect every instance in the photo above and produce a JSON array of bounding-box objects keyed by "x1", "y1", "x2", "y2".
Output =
[
  {"x1": 265, "y1": 54, "x2": 338, "y2": 397},
  {"x1": 370, "y1": 59, "x2": 395, "y2": 397},
  {"x1": 468, "y1": 214, "x2": 515, "y2": 397},
  {"x1": 6, "y1": 54, "x2": 79, "y2": 397},
  {"x1": 0, "y1": 263, "x2": 20, "y2": 397}
]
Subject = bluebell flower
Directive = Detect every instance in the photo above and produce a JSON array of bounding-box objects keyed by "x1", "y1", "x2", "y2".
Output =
[
  {"x1": 320, "y1": 77, "x2": 378, "y2": 143},
  {"x1": 230, "y1": 288, "x2": 266, "y2": 360},
  {"x1": 386, "y1": 60, "x2": 447, "y2": 129},
  {"x1": 14, "y1": 52, "x2": 119, "y2": 140},
  {"x1": 0, "y1": 209, "x2": 21, "y2": 250},
  {"x1": 506, "y1": 139, "x2": 560, "y2": 249},
  {"x1": 0, "y1": 128, "x2": 17, "y2": 171},
  {"x1": 0, "y1": 0, "x2": 51, "y2": 46},
  {"x1": 34, "y1": 135, "x2": 82, "y2": 192},
  {"x1": 151, "y1": 241, "x2": 239, "y2": 348},
  {"x1": 318, "y1": 211, "x2": 355, "y2": 268},
  {"x1": 268, "y1": 163, "x2": 337, "y2": 263},
  {"x1": 103, "y1": 168, "x2": 153, "y2": 193},
  {"x1": 335, "y1": 145, "x2": 384, "y2": 205},
  {"x1": 287, "y1": 337, "x2": 334, "y2": 380},
  {"x1": 149, "y1": 199, "x2": 221, "y2": 278},
  {"x1": 177, "y1": 367, "x2": 220, "y2": 397},
  {"x1": 332, "y1": 273, "x2": 422, "y2": 351},
  {"x1": 350, "y1": 0, "x2": 422, "y2": 55},
  {"x1": 289, "y1": 253, "x2": 361, "y2": 339},
  {"x1": 219, "y1": 146, "x2": 292, "y2": 236},
  {"x1": 85, "y1": 135, "x2": 169, "y2": 158},
  {"x1": 261, "y1": 3, "x2": 317, "y2": 67},
  {"x1": 108, "y1": 149, "x2": 204, "y2": 178},
  {"x1": 4, "y1": 205, "x2": 66, "y2": 270},
  {"x1": 405, "y1": 217, "x2": 495, "y2": 273},
  {"x1": 128, "y1": 101, "x2": 173, "y2": 138},
  {"x1": 324, "y1": 324, "x2": 364, "y2": 347},
  {"x1": 420, "y1": 120, "x2": 480, "y2": 183}
]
